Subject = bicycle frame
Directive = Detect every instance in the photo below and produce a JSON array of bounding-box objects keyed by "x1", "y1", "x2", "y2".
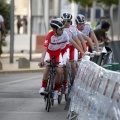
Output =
[{"x1": 44, "y1": 57, "x2": 59, "y2": 112}]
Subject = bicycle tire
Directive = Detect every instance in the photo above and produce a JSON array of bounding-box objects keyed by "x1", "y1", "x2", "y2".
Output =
[
  {"x1": 43, "y1": 57, "x2": 59, "y2": 111},
  {"x1": 65, "y1": 93, "x2": 68, "y2": 102},
  {"x1": 44, "y1": 79, "x2": 51, "y2": 112},
  {"x1": 58, "y1": 85, "x2": 64, "y2": 105},
  {"x1": 51, "y1": 98, "x2": 54, "y2": 106},
  {"x1": 65, "y1": 71, "x2": 72, "y2": 102},
  {"x1": 45, "y1": 93, "x2": 51, "y2": 112},
  {"x1": 50, "y1": 91, "x2": 54, "y2": 106}
]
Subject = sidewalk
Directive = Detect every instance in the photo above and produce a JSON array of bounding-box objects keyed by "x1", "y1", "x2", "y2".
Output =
[{"x1": 0, "y1": 53, "x2": 45, "y2": 73}]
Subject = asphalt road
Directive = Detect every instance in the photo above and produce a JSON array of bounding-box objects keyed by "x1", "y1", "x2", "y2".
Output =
[{"x1": 0, "y1": 72, "x2": 68, "y2": 120}]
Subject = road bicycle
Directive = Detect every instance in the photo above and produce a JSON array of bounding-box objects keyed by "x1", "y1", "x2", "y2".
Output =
[
  {"x1": 44, "y1": 57, "x2": 59, "y2": 112},
  {"x1": 44, "y1": 57, "x2": 64, "y2": 112}
]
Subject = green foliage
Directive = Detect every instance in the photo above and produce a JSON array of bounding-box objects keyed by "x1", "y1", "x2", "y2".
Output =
[
  {"x1": 69, "y1": 0, "x2": 93, "y2": 7},
  {"x1": 69, "y1": 0, "x2": 119, "y2": 7},
  {"x1": 0, "y1": 0, "x2": 10, "y2": 31},
  {"x1": 95, "y1": 0, "x2": 118, "y2": 6}
]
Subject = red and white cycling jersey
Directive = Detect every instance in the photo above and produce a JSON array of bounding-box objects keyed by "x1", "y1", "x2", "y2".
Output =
[
  {"x1": 44, "y1": 30, "x2": 71, "y2": 64},
  {"x1": 81, "y1": 23, "x2": 93, "y2": 36},
  {"x1": 44, "y1": 30, "x2": 70, "y2": 55}
]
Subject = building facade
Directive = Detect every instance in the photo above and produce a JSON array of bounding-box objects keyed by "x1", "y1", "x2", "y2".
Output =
[{"x1": 14, "y1": 0, "x2": 119, "y2": 37}]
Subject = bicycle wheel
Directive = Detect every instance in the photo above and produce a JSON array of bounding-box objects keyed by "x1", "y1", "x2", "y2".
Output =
[
  {"x1": 44, "y1": 80, "x2": 52, "y2": 112},
  {"x1": 65, "y1": 93, "x2": 68, "y2": 102},
  {"x1": 65, "y1": 72, "x2": 72, "y2": 102},
  {"x1": 50, "y1": 91, "x2": 54, "y2": 106},
  {"x1": 58, "y1": 85, "x2": 64, "y2": 105},
  {"x1": 45, "y1": 93, "x2": 51, "y2": 112}
]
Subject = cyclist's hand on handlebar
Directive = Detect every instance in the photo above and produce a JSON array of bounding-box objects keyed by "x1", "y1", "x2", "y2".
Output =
[
  {"x1": 85, "y1": 51, "x2": 90, "y2": 55},
  {"x1": 92, "y1": 51, "x2": 101, "y2": 56},
  {"x1": 81, "y1": 52, "x2": 85, "y2": 58},
  {"x1": 38, "y1": 62, "x2": 45, "y2": 68}
]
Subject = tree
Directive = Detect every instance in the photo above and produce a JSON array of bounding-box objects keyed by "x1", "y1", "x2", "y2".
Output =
[
  {"x1": 68, "y1": 0, "x2": 94, "y2": 20},
  {"x1": 0, "y1": 0, "x2": 10, "y2": 31},
  {"x1": 68, "y1": 0, "x2": 92, "y2": 19},
  {"x1": 96, "y1": 0, "x2": 118, "y2": 6}
]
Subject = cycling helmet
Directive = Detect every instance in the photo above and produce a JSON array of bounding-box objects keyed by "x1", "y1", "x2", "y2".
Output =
[
  {"x1": 75, "y1": 14, "x2": 85, "y2": 24},
  {"x1": 50, "y1": 18, "x2": 64, "y2": 29},
  {"x1": 61, "y1": 12, "x2": 72, "y2": 20}
]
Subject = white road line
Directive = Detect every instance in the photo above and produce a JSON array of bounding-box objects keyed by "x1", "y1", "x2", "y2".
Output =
[
  {"x1": 0, "y1": 111, "x2": 65, "y2": 113},
  {"x1": 0, "y1": 76, "x2": 40, "y2": 86}
]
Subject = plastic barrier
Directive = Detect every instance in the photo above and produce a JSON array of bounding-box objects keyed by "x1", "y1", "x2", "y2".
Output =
[{"x1": 67, "y1": 57, "x2": 120, "y2": 120}]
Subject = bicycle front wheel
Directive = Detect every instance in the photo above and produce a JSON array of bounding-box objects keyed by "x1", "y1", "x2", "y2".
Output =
[{"x1": 45, "y1": 93, "x2": 51, "y2": 112}]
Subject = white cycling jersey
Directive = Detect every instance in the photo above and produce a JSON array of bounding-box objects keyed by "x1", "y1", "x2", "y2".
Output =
[
  {"x1": 64, "y1": 27, "x2": 76, "y2": 39},
  {"x1": 81, "y1": 23, "x2": 94, "y2": 36},
  {"x1": 64, "y1": 25, "x2": 83, "y2": 46}
]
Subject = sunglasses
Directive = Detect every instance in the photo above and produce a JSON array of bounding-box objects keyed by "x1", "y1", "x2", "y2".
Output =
[
  {"x1": 63, "y1": 20, "x2": 71, "y2": 24},
  {"x1": 57, "y1": 27, "x2": 64, "y2": 31},
  {"x1": 78, "y1": 23, "x2": 85, "y2": 25}
]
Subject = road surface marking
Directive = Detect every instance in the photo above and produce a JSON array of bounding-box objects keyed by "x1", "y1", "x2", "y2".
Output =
[{"x1": 0, "y1": 76, "x2": 40, "y2": 86}]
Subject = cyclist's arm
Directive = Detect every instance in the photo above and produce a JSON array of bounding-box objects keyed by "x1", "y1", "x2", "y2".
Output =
[
  {"x1": 70, "y1": 29, "x2": 83, "y2": 52},
  {"x1": 90, "y1": 32, "x2": 99, "y2": 52},
  {"x1": 70, "y1": 39, "x2": 84, "y2": 55},
  {"x1": 73, "y1": 36, "x2": 84, "y2": 51},
  {"x1": 76, "y1": 28, "x2": 87, "y2": 52},
  {"x1": 84, "y1": 35, "x2": 94, "y2": 51},
  {"x1": 77, "y1": 35, "x2": 87, "y2": 52},
  {"x1": 41, "y1": 34, "x2": 51, "y2": 62},
  {"x1": 41, "y1": 47, "x2": 47, "y2": 62}
]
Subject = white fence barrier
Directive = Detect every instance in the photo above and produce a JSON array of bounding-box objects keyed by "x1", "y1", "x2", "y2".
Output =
[{"x1": 67, "y1": 57, "x2": 120, "y2": 120}]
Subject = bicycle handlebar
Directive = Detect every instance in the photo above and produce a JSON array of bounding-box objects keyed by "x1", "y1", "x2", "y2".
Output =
[{"x1": 85, "y1": 51, "x2": 101, "y2": 57}]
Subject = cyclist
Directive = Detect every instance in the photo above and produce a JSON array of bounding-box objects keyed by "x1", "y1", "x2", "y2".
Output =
[
  {"x1": 61, "y1": 12, "x2": 92, "y2": 88},
  {"x1": 39, "y1": 18, "x2": 85, "y2": 99},
  {"x1": 75, "y1": 14, "x2": 100, "y2": 52}
]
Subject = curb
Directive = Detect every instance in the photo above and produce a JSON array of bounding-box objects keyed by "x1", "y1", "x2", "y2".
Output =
[{"x1": 0, "y1": 68, "x2": 45, "y2": 74}]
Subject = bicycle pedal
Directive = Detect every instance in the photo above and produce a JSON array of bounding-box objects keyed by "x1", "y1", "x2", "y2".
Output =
[
  {"x1": 50, "y1": 93, "x2": 54, "y2": 98},
  {"x1": 44, "y1": 91, "x2": 49, "y2": 96}
]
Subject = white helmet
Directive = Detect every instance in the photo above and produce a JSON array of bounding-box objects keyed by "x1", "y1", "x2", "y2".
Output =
[
  {"x1": 50, "y1": 18, "x2": 64, "y2": 29},
  {"x1": 61, "y1": 12, "x2": 72, "y2": 20},
  {"x1": 75, "y1": 14, "x2": 85, "y2": 24}
]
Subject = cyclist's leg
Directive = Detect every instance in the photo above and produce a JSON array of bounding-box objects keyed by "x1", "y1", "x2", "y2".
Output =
[
  {"x1": 54, "y1": 53, "x2": 64, "y2": 99},
  {"x1": 54, "y1": 67, "x2": 63, "y2": 89},
  {"x1": 62, "y1": 50, "x2": 69, "y2": 93},
  {"x1": 39, "y1": 52, "x2": 50, "y2": 95},
  {"x1": 63, "y1": 64, "x2": 68, "y2": 93},
  {"x1": 70, "y1": 46, "x2": 78, "y2": 85}
]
